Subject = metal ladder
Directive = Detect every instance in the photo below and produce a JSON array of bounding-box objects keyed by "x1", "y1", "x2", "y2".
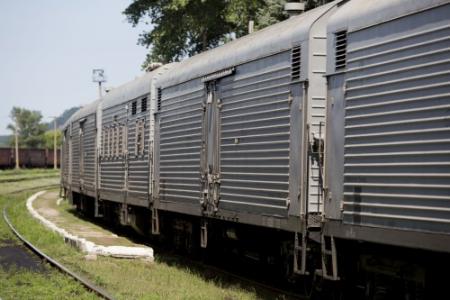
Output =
[
  {"x1": 320, "y1": 234, "x2": 339, "y2": 280},
  {"x1": 294, "y1": 230, "x2": 309, "y2": 275}
]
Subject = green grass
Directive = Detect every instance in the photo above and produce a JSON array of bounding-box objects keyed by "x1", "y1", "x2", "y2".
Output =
[
  {"x1": 0, "y1": 175, "x2": 98, "y2": 300},
  {"x1": 0, "y1": 268, "x2": 98, "y2": 300},
  {"x1": 0, "y1": 171, "x2": 262, "y2": 299},
  {"x1": 0, "y1": 168, "x2": 59, "y2": 183}
]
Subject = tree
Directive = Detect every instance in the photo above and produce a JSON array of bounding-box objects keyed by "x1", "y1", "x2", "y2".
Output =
[
  {"x1": 124, "y1": 0, "x2": 265, "y2": 65},
  {"x1": 124, "y1": 0, "x2": 334, "y2": 67},
  {"x1": 7, "y1": 107, "x2": 47, "y2": 148},
  {"x1": 43, "y1": 130, "x2": 62, "y2": 149},
  {"x1": 254, "y1": 0, "x2": 288, "y2": 30}
]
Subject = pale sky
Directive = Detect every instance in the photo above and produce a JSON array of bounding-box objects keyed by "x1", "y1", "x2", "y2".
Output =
[{"x1": 0, "y1": 0, "x2": 149, "y2": 135}]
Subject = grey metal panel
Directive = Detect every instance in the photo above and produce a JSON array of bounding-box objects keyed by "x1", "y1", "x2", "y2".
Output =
[
  {"x1": 158, "y1": 79, "x2": 204, "y2": 206},
  {"x1": 100, "y1": 103, "x2": 126, "y2": 193},
  {"x1": 218, "y1": 51, "x2": 291, "y2": 217},
  {"x1": 101, "y1": 65, "x2": 175, "y2": 110},
  {"x1": 307, "y1": 7, "x2": 334, "y2": 214},
  {"x1": 324, "y1": 74, "x2": 346, "y2": 220},
  {"x1": 62, "y1": 128, "x2": 70, "y2": 186},
  {"x1": 340, "y1": 4, "x2": 450, "y2": 234},
  {"x1": 127, "y1": 95, "x2": 150, "y2": 197},
  {"x1": 157, "y1": 1, "x2": 340, "y2": 89},
  {"x1": 70, "y1": 121, "x2": 81, "y2": 188},
  {"x1": 327, "y1": 0, "x2": 449, "y2": 35},
  {"x1": 81, "y1": 113, "x2": 96, "y2": 193},
  {"x1": 68, "y1": 100, "x2": 100, "y2": 126}
]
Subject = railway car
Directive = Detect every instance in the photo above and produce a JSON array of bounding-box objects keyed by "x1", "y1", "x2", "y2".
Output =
[
  {"x1": 61, "y1": 0, "x2": 450, "y2": 297},
  {"x1": 63, "y1": 99, "x2": 101, "y2": 204},
  {"x1": 0, "y1": 148, "x2": 60, "y2": 169},
  {"x1": 322, "y1": 0, "x2": 450, "y2": 295},
  {"x1": 62, "y1": 65, "x2": 174, "y2": 220},
  {"x1": 151, "y1": 0, "x2": 342, "y2": 272},
  {"x1": 0, "y1": 148, "x2": 13, "y2": 168}
]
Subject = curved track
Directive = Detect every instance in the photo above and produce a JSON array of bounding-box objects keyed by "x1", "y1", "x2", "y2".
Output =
[{"x1": 2, "y1": 186, "x2": 115, "y2": 300}]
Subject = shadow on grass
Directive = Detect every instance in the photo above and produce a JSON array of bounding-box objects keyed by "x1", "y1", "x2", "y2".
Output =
[{"x1": 0, "y1": 239, "x2": 47, "y2": 273}]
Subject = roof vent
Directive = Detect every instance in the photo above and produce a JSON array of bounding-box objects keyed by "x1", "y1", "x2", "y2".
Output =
[
  {"x1": 284, "y1": 2, "x2": 305, "y2": 17},
  {"x1": 157, "y1": 88, "x2": 162, "y2": 111},
  {"x1": 335, "y1": 30, "x2": 347, "y2": 71},
  {"x1": 291, "y1": 46, "x2": 301, "y2": 81}
]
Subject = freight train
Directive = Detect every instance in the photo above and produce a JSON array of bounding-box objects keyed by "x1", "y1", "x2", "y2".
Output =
[
  {"x1": 0, "y1": 147, "x2": 60, "y2": 169},
  {"x1": 61, "y1": 0, "x2": 450, "y2": 298}
]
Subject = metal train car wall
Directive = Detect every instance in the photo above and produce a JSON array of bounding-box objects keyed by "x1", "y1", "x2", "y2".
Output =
[{"x1": 61, "y1": 0, "x2": 450, "y2": 296}]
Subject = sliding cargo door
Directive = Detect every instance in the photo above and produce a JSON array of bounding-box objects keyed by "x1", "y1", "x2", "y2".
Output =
[
  {"x1": 71, "y1": 121, "x2": 81, "y2": 192},
  {"x1": 218, "y1": 52, "x2": 292, "y2": 217},
  {"x1": 127, "y1": 96, "x2": 151, "y2": 206},
  {"x1": 100, "y1": 105, "x2": 127, "y2": 202},
  {"x1": 81, "y1": 114, "x2": 97, "y2": 196},
  {"x1": 158, "y1": 81, "x2": 205, "y2": 210}
]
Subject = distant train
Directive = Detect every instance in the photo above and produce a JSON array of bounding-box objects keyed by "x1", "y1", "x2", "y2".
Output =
[
  {"x1": 0, "y1": 147, "x2": 60, "y2": 169},
  {"x1": 61, "y1": 0, "x2": 450, "y2": 298}
]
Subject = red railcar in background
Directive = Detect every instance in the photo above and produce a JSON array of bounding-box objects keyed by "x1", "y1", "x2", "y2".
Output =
[{"x1": 0, "y1": 147, "x2": 60, "y2": 169}]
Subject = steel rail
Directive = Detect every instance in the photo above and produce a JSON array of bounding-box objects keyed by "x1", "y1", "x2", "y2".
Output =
[{"x1": 2, "y1": 188, "x2": 115, "y2": 300}]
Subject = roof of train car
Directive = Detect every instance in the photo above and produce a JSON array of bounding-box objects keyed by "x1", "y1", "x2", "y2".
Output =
[
  {"x1": 63, "y1": 98, "x2": 101, "y2": 129},
  {"x1": 63, "y1": 64, "x2": 176, "y2": 129},
  {"x1": 157, "y1": 0, "x2": 339, "y2": 89},
  {"x1": 328, "y1": 0, "x2": 449, "y2": 33},
  {"x1": 99, "y1": 63, "x2": 176, "y2": 110}
]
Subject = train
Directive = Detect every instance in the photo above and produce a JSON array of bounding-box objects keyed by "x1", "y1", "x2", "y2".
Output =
[
  {"x1": 0, "y1": 147, "x2": 60, "y2": 169},
  {"x1": 61, "y1": 0, "x2": 450, "y2": 298}
]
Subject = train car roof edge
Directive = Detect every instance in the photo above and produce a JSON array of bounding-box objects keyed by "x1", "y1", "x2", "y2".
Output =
[
  {"x1": 327, "y1": 0, "x2": 450, "y2": 33},
  {"x1": 157, "y1": 0, "x2": 340, "y2": 89}
]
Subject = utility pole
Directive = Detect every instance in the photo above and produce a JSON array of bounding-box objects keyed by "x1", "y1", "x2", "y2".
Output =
[
  {"x1": 14, "y1": 119, "x2": 19, "y2": 169},
  {"x1": 53, "y1": 117, "x2": 57, "y2": 170}
]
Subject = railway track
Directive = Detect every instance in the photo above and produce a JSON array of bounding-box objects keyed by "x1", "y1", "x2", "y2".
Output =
[
  {"x1": 1, "y1": 185, "x2": 115, "y2": 300},
  {"x1": 2, "y1": 184, "x2": 307, "y2": 299}
]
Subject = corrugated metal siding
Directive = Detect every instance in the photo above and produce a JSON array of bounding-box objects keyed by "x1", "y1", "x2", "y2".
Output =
[
  {"x1": 158, "y1": 81, "x2": 204, "y2": 205},
  {"x1": 127, "y1": 97, "x2": 150, "y2": 196},
  {"x1": 71, "y1": 122, "x2": 81, "y2": 188},
  {"x1": 218, "y1": 51, "x2": 291, "y2": 216},
  {"x1": 100, "y1": 104, "x2": 126, "y2": 192},
  {"x1": 62, "y1": 129, "x2": 70, "y2": 185},
  {"x1": 81, "y1": 114, "x2": 96, "y2": 192},
  {"x1": 342, "y1": 6, "x2": 450, "y2": 233}
]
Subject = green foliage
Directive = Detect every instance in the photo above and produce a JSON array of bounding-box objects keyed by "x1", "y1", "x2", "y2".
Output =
[
  {"x1": 124, "y1": 0, "x2": 272, "y2": 65},
  {"x1": 125, "y1": 0, "x2": 333, "y2": 67},
  {"x1": 254, "y1": 0, "x2": 288, "y2": 30},
  {"x1": 43, "y1": 129, "x2": 62, "y2": 149},
  {"x1": 7, "y1": 107, "x2": 47, "y2": 148}
]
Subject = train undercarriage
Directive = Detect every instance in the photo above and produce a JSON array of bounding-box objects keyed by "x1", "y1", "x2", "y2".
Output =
[{"x1": 66, "y1": 189, "x2": 448, "y2": 300}]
